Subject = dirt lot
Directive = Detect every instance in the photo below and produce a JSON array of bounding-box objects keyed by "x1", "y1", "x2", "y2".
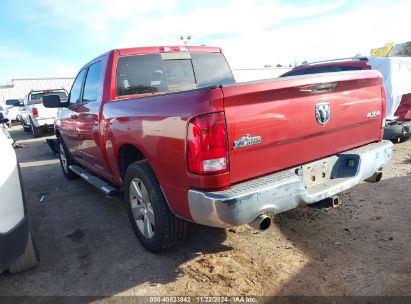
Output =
[{"x1": 0, "y1": 125, "x2": 410, "y2": 297}]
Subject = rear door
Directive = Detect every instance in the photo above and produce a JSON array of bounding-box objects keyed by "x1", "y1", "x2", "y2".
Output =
[{"x1": 222, "y1": 71, "x2": 384, "y2": 184}]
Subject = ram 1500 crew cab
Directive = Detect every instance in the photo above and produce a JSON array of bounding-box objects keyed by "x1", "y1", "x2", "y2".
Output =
[{"x1": 44, "y1": 46, "x2": 393, "y2": 252}]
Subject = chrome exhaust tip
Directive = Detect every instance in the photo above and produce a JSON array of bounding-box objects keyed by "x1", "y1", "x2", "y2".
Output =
[
  {"x1": 365, "y1": 171, "x2": 383, "y2": 183},
  {"x1": 249, "y1": 215, "x2": 271, "y2": 231}
]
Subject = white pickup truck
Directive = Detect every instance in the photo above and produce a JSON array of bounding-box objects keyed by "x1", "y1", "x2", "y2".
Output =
[{"x1": 21, "y1": 89, "x2": 67, "y2": 137}]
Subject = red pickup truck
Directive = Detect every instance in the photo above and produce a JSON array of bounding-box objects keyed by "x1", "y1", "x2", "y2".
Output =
[{"x1": 44, "y1": 46, "x2": 393, "y2": 252}]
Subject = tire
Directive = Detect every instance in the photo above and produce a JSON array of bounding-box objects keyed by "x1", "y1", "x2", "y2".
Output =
[
  {"x1": 30, "y1": 120, "x2": 42, "y2": 138},
  {"x1": 58, "y1": 137, "x2": 79, "y2": 179},
  {"x1": 8, "y1": 233, "x2": 39, "y2": 274},
  {"x1": 22, "y1": 121, "x2": 31, "y2": 132},
  {"x1": 125, "y1": 160, "x2": 189, "y2": 253}
]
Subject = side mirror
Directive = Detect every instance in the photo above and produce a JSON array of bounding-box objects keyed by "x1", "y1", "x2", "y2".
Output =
[{"x1": 43, "y1": 95, "x2": 65, "y2": 108}]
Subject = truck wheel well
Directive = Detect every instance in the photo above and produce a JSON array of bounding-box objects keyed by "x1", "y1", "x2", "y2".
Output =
[
  {"x1": 55, "y1": 130, "x2": 61, "y2": 138},
  {"x1": 118, "y1": 144, "x2": 146, "y2": 178}
]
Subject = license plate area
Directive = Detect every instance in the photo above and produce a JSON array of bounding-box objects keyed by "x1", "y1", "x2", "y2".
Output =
[{"x1": 302, "y1": 159, "x2": 331, "y2": 188}]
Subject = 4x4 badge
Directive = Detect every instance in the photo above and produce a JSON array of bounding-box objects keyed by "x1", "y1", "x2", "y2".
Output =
[{"x1": 315, "y1": 102, "x2": 330, "y2": 125}]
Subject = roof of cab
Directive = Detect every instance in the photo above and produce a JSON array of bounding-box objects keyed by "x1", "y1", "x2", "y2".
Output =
[{"x1": 116, "y1": 46, "x2": 222, "y2": 56}]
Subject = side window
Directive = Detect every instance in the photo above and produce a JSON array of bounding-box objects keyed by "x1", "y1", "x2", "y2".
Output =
[
  {"x1": 83, "y1": 61, "x2": 103, "y2": 103},
  {"x1": 68, "y1": 69, "x2": 86, "y2": 104}
]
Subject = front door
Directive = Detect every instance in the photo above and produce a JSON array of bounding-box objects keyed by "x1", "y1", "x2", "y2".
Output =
[
  {"x1": 74, "y1": 60, "x2": 112, "y2": 179},
  {"x1": 60, "y1": 68, "x2": 87, "y2": 157}
]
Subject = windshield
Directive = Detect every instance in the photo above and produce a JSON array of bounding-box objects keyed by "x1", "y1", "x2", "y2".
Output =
[
  {"x1": 28, "y1": 91, "x2": 68, "y2": 105},
  {"x1": 116, "y1": 52, "x2": 235, "y2": 97},
  {"x1": 6, "y1": 99, "x2": 20, "y2": 106}
]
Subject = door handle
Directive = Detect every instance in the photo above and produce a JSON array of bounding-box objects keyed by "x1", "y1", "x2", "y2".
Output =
[{"x1": 71, "y1": 114, "x2": 79, "y2": 119}]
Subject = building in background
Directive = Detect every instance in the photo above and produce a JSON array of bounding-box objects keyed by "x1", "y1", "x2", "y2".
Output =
[{"x1": 0, "y1": 77, "x2": 74, "y2": 101}]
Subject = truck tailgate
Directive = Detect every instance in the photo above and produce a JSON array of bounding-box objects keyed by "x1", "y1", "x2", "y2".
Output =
[
  {"x1": 37, "y1": 103, "x2": 59, "y2": 120},
  {"x1": 222, "y1": 70, "x2": 384, "y2": 184}
]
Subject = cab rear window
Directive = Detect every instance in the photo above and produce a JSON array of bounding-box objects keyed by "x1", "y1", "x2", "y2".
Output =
[
  {"x1": 29, "y1": 91, "x2": 68, "y2": 105},
  {"x1": 116, "y1": 52, "x2": 235, "y2": 97}
]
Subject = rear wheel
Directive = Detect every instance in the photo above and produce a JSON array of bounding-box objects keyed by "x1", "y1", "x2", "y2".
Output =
[
  {"x1": 30, "y1": 120, "x2": 41, "y2": 137},
  {"x1": 58, "y1": 138, "x2": 79, "y2": 179},
  {"x1": 8, "y1": 233, "x2": 39, "y2": 274},
  {"x1": 22, "y1": 120, "x2": 30, "y2": 132},
  {"x1": 125, "y1": 160, "x2": 188, "y2": 253}
]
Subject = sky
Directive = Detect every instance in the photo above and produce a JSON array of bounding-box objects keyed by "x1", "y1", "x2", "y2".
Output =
[{"x1": 0, "y1": 0, "x2": 410, "y2": 84}]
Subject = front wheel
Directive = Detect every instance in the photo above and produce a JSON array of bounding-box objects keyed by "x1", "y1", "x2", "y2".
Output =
[
  {"x1": 58, "y1": 138, "x2": 79, "y2": 180},
  {"x1": 125, "y1": 160, "x2": 189, "y2": 253}
]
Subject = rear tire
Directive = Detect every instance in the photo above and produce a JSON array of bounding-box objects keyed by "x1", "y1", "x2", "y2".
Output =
[
  {"x1": 22, "y1": 121, "x2": 30, "y2": 132},
  {"x1": 125, "y1": 160, "x2": 189, "y2": 253},
  {"x1": 30, "y1": 120, "x2": 42, "y2": 137},
  {"x1": 8, "y1": 233, "x2": 39, "y2": 274},
  {"x1": 58, "y1": 138, "x2": 79, "y2": 180}
]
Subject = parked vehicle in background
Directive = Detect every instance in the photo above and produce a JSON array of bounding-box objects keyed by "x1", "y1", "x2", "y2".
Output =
[
  {"x1": 4, "y1": 99, "x2": 23, "y2": 122},
  {"x1": 0, "y1": 104, "x2": 11, "y2": 128},
  {"x1": 367, "y1": 57, "x2": 411, "y2": 142},
  {"x1": 15, "y1": 105, "x2": 25, "y2": 123},
  {"x1": 0, "y1": 112, "x2": 13, "y2": 145},
  {"x1": 279, "y1": 57, "x2": 371, "y2": 77},
  {"x1": 21, "y1": 89, "x2": 67, "y2": 137},
  {"x1": 280, "y1": 57, "x2": 411, "y2": 142},
  {"x1": 45, "y1": 46, "x2": 392, "y2": 253},
  {"x1": 0, "y1": 114, "x2": 39, "y2": 274}
]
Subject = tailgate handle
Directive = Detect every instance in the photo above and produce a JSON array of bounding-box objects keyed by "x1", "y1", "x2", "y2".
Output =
[{"x1": 299, "y1": 83, "x2": 338, "y2": 93}]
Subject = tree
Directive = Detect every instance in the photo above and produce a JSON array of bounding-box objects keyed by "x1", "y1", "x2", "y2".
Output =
[
  {"x1": 301, "y1": 60, "x2": 308, "y2": 65},
  {"x1": 276, "y1": 64, "x2": 283, "y2": 67}
]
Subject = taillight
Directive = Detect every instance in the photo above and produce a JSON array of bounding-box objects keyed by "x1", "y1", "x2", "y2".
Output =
[
  {"x1": 187, "y1": 112, "x2": 228, "y2": 175},
  {"x1": 381, "y1": 86, "x2": 387, "y2": 127},
  {"x1": 32, "y1": 107, "x2": 38, "y2": 117}
]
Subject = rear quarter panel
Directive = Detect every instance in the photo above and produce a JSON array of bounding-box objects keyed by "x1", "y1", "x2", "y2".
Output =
[{"x1": 103, "y1": 88, "x2": 227, "y2": 220}]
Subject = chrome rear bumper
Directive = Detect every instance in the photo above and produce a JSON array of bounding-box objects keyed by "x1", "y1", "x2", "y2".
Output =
[{"x1": 188, "y1": 141, "x2": 393, "y2": 228}]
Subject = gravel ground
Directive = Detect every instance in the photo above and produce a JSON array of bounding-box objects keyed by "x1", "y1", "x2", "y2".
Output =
[{"x1": 0, "y1": 125, "x2": 410, "y2": 297}]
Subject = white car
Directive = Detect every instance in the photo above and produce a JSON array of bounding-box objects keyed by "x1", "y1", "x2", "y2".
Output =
[
  {"x1": 0, "y1": 114, "x2": 39, "y2": 274},
  {"x1": 4, "y1": 99, "x2": 23, "y2": 122},
  {"x1": 21, "y1": 89, "x2": 67, "y2": 137}
]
